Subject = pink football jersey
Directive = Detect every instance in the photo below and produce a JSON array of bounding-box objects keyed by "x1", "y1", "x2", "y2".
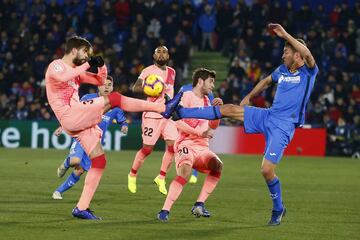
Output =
[
  {"x1": 45, "y1": 59, "x2": 106, "y2": 120},
  {"x1": 176, "y1": 91, "x2": 211, "y2": 147},
  {"x1": 139, "y1": 64, "x2": 176, "y2": 119}
]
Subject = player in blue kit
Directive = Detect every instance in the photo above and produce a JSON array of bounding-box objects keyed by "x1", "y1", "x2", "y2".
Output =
[
  {"x1": 179, "y1": 83, "x2": 217, "y2": 184},
  {"x1": 172, "y1": 23, "x2": 318, "y2": 225},
  {"x1": 52, "y1": 76, "x2": 128, "y2": 200}
]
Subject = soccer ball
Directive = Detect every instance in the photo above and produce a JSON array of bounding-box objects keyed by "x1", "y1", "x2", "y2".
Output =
[{"x1": 143, "y1": 74, "x2": 165, "y2": 97}]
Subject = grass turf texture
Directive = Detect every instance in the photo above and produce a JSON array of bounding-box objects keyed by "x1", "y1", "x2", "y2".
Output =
[{"x1": 0, "y1": 148, "x2": 359, "y2": 240}]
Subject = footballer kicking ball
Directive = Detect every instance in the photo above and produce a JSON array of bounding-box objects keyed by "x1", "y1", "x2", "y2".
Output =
[{"x1": 143, "y1": 74, "x2": 165, "y2": 97}]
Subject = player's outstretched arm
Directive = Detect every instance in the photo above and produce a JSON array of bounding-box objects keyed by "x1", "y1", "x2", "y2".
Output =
[
  {"x1": 240, "y1": 75, "x2": 273, "y2": 106},
  {"x1": 79, "y1": 65, "x2": 107, "y2": 86},
  {"x1": 268, "y1": 23, "x2": 316, "y2": 68},
  {"x1": 115, "y1": 108, "x2": 129, "y2": 133},
  {"x1": 47, "y1": 61, "x2": 90, "y2": 83}
]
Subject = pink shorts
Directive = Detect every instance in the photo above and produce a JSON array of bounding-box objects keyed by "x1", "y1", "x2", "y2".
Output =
[
  {"x1": 60, "y1": 97, "x2": 104, "y2": 155},
  {"x1": 141, "y1": 117, "x2": 178, "y2": 145},
  {"x1": 175, "y1": 143, "x2": 219, "y2": 174}
]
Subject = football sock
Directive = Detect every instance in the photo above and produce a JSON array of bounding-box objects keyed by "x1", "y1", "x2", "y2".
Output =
[
  {"x1": 162, "y1": 176, "x2": 187, "y2": 211},
  {"x1": 267, "y1": 177, "x2": 283, "y2": 211},
  {"x1": 64, "y1": 157, "x2": 71, "y2": 168},
  {"x1": 56, "y1": 172, "x2": 80, "y2": 193},
  {"x1": 129, "y1": 146, "x2": 153, "y2": 177},
  {"x1": 77, "y1": 154, "x2": 106, "y2": 210},
  {"x1": 158, "y1": 146, "x2": 174, "y2": 180},
  {"x1": 197, "y1": 171, "x2": 221, "y2": 202},
  {"x1": 158, "y1": 171, "x2": 166, "y2": 180},
  {"x1": 178, "y1": 106, "x2": 222, "y2": 120},
  {"x1": 108, "y1": 92, "x2": 165, "y2": 113}
]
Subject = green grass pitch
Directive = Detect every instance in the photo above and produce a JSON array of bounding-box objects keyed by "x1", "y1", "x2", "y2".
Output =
[{"x1": 0, "y1": 148, "x2": 359, "y2": 240}]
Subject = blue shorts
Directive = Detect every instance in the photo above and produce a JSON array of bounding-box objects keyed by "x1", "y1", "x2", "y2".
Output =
[
  {"x1": 244, "y1": 106, "x2": 295, "y2": 164},
  {"x1": 68, "y1": 140, "x2": 92, "y2": 171}
]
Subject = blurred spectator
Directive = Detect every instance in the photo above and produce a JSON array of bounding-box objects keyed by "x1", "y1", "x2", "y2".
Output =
[
  {"x1": 328, "y1": 117, "x2": 353, "y2": 156},
  {"x1": 198, "y1": 4, "x2": 216, "y2": 50}
]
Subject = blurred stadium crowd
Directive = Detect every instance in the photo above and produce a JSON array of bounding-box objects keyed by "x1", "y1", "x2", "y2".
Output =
[{"x1": 0, "y1": 0, "x2": 359, "y2": 156}]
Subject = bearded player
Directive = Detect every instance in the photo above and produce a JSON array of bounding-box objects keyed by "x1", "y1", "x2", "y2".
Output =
[
  {"x1": 157, "y1": 68, "x2": 223, "y2": 222},
  {"x1": 45, "y1": 36, "x2": 180, "y2": 220},
  {"x1": 128, "y1": 46, "x2": 178, "y2": 195}
]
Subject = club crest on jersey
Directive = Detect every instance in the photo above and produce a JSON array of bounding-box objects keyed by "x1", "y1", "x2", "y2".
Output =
[
  {"x1": 278, "y1": 75, "x2": 300, "y2": 84},
  {"x1": 53, "y1": 63, "x2": 64, "y2": 73}
]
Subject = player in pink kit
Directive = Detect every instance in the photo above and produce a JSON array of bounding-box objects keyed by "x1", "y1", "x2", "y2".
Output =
[
  {"x1": 45, "y1": 37, "x2": 181, "y2": 220},
  {"x1": 157, "y1": 68, "x2": 223, "y2": 221},
  {"x1": 128, "y1": 46, "x2": 178, "y2": 195}
]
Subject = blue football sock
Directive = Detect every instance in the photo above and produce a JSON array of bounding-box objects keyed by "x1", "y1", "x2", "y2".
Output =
[
  {"x1": 266, "y1": 177, "x2": 283, "y2": 211},
  {"x1": 192, "y1": 169, "x2": 198, "y2": 177},
  {"x1": 178, "y1": 106, "x2": 222, "y2": 120},
  {"x1": 56, "y1": 172, "x2": 80, "y2": 193},
  {"x1": 64, "y1": 157, "x2": 71, "y2": 168}
]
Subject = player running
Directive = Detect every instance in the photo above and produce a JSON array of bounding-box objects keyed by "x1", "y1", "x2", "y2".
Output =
[
  {"x1": 45, "y1": 36, "x2": 180, "y2": 220},
  {"x1": 171, "y1": 23, "x2": 318, "y2": 225},
  {"x1": 157, "y1": 68, "x2": 223, "y2": 222},
  {"x1": 52, "y1": 76, "x2": 128, "y2": 200},
  {"x1": 128, "y1": 46, "x2": 178, "y2": 195}
]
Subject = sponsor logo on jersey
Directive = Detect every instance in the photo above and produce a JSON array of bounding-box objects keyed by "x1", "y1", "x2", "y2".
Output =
[
  {"x1": 278, "y1": 75, "x2": 300, "y2": 84},
  {"x1": 102, "y1": 115, "x2": 110, "y2": 122}
]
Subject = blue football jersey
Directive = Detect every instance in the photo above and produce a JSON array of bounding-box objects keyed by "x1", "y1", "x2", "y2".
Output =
[
  {"x1": 80, "y1": 93, "x2": 128, "y2": 144},
  {"x1": 270, "y1": 64, "x2": 318, "y2": 125}
]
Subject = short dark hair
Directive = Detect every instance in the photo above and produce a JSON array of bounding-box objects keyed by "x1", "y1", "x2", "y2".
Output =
[
  {"x1": 192, "y1": 68, "x2": 216, "y2": 87},
  {"x1": 106, "y1": 75, "x2": 113, "y2": 82},
  {"x1": 65, "y1": 36, "x2": 92, "y2": 54},
  {"x1": 284, "y1": 38, "x2": 307, "y2": 52}
]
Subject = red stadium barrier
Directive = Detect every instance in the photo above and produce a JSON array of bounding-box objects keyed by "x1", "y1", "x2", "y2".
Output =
[{"x1": 210, "y1": 127, "x2": 327, "y2": 156}]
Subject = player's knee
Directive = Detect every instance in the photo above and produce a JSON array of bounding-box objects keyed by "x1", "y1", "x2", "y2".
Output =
[
  {"x1": 177, "y1": 163, "x2": 192, "y2": 180},
  {"x1": 74, "y1": 167, "x2": 84, "y2": 176},
  {"x1": 216, "y1": 158, "x2": 224, "y2": 172},
  {"x1": 141, "y1": 146, "x2": 153, "y2": 156},
  {"x1": 71, "y1": 157, "x2": 81, "y2": 166},
  {"x1": 209, "y1": 158, "x2": 223, "y2": 172},
  {"x1": 261, "y1": 166, "x2": 274, "y2": 180},
  {"x1": 220, "y1": 104, "x2": 244, "y2": 120},
  {"x1": 209, "y1": 171, "x2": 221, "y2": 179},
  {"x1": 91, "y1": 154, "x2": 106, "y2": 169}
]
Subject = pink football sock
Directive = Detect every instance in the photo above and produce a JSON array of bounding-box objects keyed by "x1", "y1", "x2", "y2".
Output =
[
  {"x1": 77, "y1": 154, "x2": 106, "y2": 210},
  {"x1": 158, "y1": 146, "x2": 174, "y2": 180},
  {"x1": 197, "y1": 171, "x2": 221, "y2": 203},
  {"x1": 129, "y1": 146, "x2": 153, "y2": 177},
  {"x1": 162, "y1": 176, "x2": 187, "y2": 211},
  {"x1": 108, "y1": 92, "x2": 165, "y2": 113}
]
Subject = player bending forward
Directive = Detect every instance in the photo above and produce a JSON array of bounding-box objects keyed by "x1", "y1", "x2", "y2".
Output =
[
  {"x1": 45, "y1": 36, "x2": 180, "y2": 220},
  {"x1": 157, "y1": 68, "x2": 223, "y2": 222}
]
